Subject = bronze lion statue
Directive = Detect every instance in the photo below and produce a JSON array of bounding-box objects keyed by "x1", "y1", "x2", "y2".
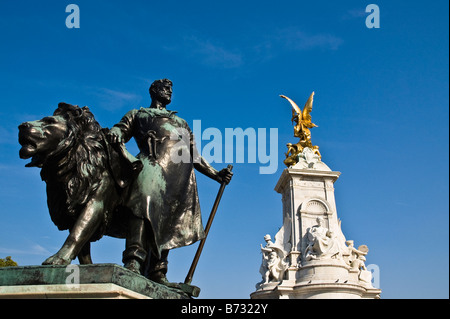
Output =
[{"x1": 18, "y1": 102, "x2": 142, "y2": 265}]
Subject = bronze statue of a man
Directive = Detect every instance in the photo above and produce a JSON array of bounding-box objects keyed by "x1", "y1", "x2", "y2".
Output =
[{"x1": 108, "y1": 79, "x2": 232, "y2": 286}]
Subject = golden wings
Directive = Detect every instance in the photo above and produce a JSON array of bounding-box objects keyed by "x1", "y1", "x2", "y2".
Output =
[{"x1": 279, "y1": 92, "x2": 317, "y2": 132}]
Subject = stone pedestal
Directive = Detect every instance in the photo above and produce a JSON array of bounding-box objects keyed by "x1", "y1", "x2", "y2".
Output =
[
  {"x1": 251, "y1": 152, "x2": 381, "y2": 299},
  {"x1": 0, "y1": 264, "x2": 189, "y2": 299}
]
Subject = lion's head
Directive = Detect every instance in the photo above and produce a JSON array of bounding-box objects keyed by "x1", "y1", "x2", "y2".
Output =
[
  {"x1": 18, "y1": 110, "x2": 68, "y2": 164},
  {"x1": 18, "y1": 102, "x2": 101, "y2": 165},
  {"x1": 18, "y1": 102, "x2": 108, "y2": 230}
]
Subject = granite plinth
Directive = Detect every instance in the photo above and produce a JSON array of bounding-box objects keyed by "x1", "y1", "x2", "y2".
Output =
[{"x1": 0, "y1": 263, "x2": 190, "y2": 299}]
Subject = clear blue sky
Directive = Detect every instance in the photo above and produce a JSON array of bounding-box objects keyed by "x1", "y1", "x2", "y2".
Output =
[{"x1": 0, "y1": 0, "x2": 448, "y2": 298}]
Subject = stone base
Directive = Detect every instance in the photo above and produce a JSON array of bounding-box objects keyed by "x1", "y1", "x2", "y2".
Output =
[
  {"x1": 0, "y1": 283, "x2": 151, "y2": 299},
  {"x1": 0, "y1": 264, "x2": 190, "y2": 299},
  {"x1": 251, "y1": 259, "x2": 380, "y2": 299},
  {"x1": 250, "y1": 280, "x2": 381, "y2": 299},
  {"x1": 251, "y1": 281, "x2": 381, "y2": 299}
]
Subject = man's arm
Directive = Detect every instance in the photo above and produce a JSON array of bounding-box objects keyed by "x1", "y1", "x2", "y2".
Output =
[
  {"x1": 194, "y1": 157, "x2": 221, "y2": 182},
  {"x1": 108, "y1": 109, "x2": 138, "y2": 144},
  {"x1": 190, "y1": 132, "x2": 232, "y2": 184}
]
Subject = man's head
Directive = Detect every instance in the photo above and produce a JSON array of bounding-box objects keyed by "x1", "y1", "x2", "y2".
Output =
[{"x1": 149, "y1": 79, "x2": 173, "y2": 106}]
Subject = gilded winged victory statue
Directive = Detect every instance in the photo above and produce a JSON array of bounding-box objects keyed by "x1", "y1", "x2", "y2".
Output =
[{"x1": 280, "y1": 92, "x2": 321, "y2": 167}]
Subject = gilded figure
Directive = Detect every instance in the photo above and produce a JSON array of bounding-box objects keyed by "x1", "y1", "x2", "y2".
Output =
[{"x1": 280, "y1": 92, "x2": 321, "y2": 167}]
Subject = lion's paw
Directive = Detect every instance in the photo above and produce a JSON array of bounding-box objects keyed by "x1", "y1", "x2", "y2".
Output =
[{"x1": 42, "y1": 254, "x2": 71, "y2": 266}]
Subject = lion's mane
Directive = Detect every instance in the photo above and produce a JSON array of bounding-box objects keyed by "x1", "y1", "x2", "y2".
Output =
[{"x1": 41, "y1": 103, "x2": 110, "y2": 233}]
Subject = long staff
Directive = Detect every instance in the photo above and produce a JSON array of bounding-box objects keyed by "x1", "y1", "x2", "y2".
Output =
[{"x1": 184, "y1": 164, "x2": 233, "y2": 285}]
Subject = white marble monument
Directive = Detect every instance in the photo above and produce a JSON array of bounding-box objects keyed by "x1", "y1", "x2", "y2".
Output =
[
  {"x1": 251, "y1": 148, "x2": 381, "y2": 299},
  {"x1": 251, "y1": 93, "x2": 381, "y2": 299}
]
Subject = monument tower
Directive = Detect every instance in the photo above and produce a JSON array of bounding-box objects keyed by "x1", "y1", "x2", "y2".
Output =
[{"x1": 251, "y1": 93, "x2": 381, "y2": 299}]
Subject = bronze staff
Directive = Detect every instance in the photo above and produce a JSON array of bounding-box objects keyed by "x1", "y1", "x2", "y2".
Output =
[{"x1": 185, "y1": 164, "x2": 233, "y2": 286}]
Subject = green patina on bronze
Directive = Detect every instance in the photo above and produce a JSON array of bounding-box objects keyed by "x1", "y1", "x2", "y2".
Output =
[{"x1": 0, "y1": 264, "x2": 189, "y2": 299}]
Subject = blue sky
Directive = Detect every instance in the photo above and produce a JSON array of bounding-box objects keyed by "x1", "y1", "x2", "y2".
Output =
[{"x1": 0, "y1": 0, "x2": 448, "y2": 299}]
